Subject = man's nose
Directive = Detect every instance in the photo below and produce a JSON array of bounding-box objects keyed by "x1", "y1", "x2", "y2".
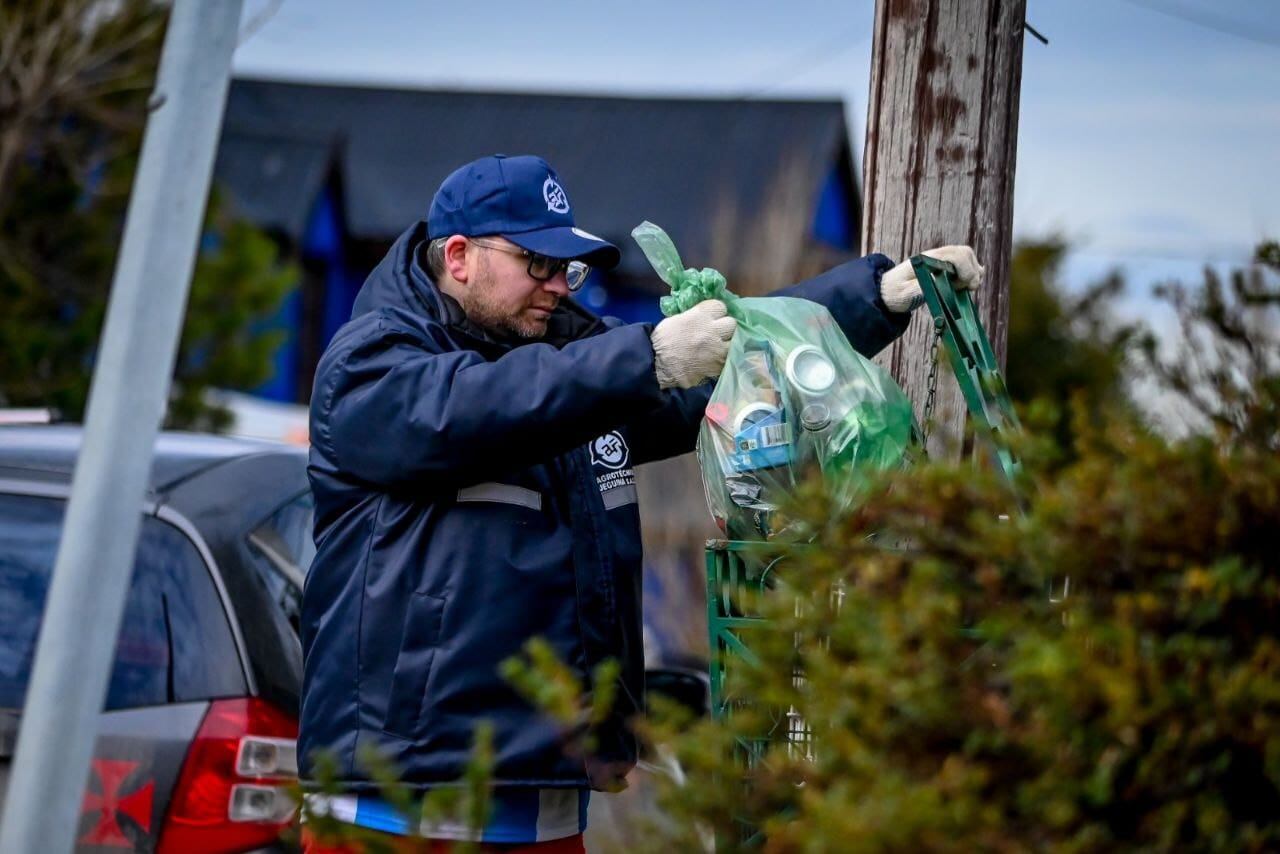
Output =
[{"x1": 543, "y1": 270, "x2": 571, "y2": 298}]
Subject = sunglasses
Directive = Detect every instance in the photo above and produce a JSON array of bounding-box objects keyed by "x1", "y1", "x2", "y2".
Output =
[{"x1": 469, "y1": 238, "x2": 590, "y2": 291}]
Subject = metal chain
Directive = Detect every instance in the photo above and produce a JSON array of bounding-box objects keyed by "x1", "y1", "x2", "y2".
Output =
[{"x1": 920, "y1": 317, "x2": 944, "y2": 443}]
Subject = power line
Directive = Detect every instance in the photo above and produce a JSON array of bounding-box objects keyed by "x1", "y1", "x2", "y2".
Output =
[
  {"x1": 736, "y1": 13, "x2": 1053, "y2": 102},
  {"x1": 1118, "y1": 0, "x2": 1280, "y2": 49},
  {"x1": 1024, "y1": 22, "x2": 1050, "y2": 45},
  {"x1": 736, "y1": 20, "x2": 871, "y2": 101}
]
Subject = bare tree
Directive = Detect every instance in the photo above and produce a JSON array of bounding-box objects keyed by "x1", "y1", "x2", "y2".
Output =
[{"x1": 0, "y1": 0, "x2": 162, "y2": 210}]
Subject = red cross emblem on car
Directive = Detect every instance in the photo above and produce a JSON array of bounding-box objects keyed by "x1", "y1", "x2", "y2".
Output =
[{"x1": 79, "y1": 758, "x2": 154, "y2": 848}]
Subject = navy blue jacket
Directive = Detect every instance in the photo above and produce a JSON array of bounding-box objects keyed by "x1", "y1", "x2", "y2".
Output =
[{"x1": 300, "y1": 222, "x2": 906, "y2": 792}]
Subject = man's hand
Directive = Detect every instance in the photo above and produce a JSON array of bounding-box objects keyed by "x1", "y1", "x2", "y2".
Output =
[
  {"x1": 880, "y1": 245, "x2": 984, "y2": 313},
  {"x1": 650, "y1": 299, "x2": 737, "y2": 389}
]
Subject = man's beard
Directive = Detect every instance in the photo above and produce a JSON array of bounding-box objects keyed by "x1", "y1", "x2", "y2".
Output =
[{"x1": 460, "y1": 255, "x2": 551, "y2": 340}]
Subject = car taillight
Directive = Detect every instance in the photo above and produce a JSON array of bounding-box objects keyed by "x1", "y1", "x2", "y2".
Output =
[{"x1": 158, "y1": 697, "x2": 298, "y2": 854}]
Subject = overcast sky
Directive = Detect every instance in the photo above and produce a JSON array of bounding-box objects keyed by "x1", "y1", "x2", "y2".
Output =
[{"x1": 232, "y1": 0, "x2": 1279, "y2": 303}]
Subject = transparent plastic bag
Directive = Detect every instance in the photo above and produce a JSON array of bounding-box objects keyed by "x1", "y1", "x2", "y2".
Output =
[{"x1": 633, "y1": 221, "x2": 917, "y2": 540}]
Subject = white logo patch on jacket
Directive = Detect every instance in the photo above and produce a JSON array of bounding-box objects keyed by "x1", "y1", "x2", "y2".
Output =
[
  {"x1": 590, "y1": 432, "x2": 628, "y2": 469},
  {"x1": 589, "y1": 432, "x2": 637, "y2": 509}
]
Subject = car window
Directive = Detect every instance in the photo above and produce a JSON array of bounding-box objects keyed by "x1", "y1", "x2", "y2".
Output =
[
  {"x1": 245, "y1": 490, "x2": 314, "y2": 635},
  {"x1": 0, "y1": 493, "x2": 245, "y2": 711}
]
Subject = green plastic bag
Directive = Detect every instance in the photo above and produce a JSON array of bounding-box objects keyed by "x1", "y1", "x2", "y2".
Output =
[{"x1": 632, "y1": 221, "x2": 917, "y2": 540}]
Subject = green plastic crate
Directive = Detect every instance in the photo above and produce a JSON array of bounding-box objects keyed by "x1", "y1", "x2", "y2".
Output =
[
  {"x1": 705, "y1": 540, "x2": 812, "y2": 764},
  {"x1": 705, "y1": 539, "x2": 806, "y2": 847}
]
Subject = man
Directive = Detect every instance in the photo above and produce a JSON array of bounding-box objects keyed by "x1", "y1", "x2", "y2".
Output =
[{"x1": 301, "y1": 154, "x2": 982, "y2": 851}]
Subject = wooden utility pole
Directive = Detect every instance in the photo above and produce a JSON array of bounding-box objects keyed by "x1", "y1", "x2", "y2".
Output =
[{"x1": 862, "y1": 0, "x2": 1026, "y2": 457}]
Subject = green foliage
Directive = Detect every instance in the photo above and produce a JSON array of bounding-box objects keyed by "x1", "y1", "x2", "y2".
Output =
[
  {"x1": 605, "y1": 243, "x2": 1278, "y2": 852},
  {"x1": 0, "y1": 1, "x2": 297, "y2": 428},
  {"x1": 168, "y1": 197, "x2": 297, "y2": 431},
  {"x1": 1005, "y1": 239, "x2": 1135, "y2": 452},
  {"x1": 1136, "y1": 241, "x2": 1280, "y2": 444},
  {"x1": 294, "y1": 725, "x2": 495, "y2": 853},
  {"x1": 295, "y1": 638, "x2": 625, "y2": 849},
  {"x1": 501, "y1": 637, "x2": 624, "y2": 767}
]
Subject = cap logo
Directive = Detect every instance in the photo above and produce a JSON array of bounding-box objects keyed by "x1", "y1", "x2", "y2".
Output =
[{"x1": 543, "y1": 176, "x2": 570, "y2": 214}]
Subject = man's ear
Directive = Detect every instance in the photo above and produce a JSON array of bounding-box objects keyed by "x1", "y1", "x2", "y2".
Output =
[{"x1": 443, "y1": 236, "x2": 470, "y2": 284}]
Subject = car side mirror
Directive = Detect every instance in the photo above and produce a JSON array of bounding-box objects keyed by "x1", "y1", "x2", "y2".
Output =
[{"x1": 644, "y1": 667, "x2": 709, "y2": 719}]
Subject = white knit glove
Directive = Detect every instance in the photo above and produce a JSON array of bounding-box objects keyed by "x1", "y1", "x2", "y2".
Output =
[
  {"x1": 650, "y1": 299, "x2": 738, "y2": 390},
  {"x1": 880, "y1": 245, "x2": 984, "y2": 313}
]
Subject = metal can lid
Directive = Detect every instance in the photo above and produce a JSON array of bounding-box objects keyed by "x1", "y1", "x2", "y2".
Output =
[
  {"x1": 786, "y1": 345, "x2": 836, "y2": 395},
  {"x1": 800, "y1": 403, "x2": 831, "y2": 432}
]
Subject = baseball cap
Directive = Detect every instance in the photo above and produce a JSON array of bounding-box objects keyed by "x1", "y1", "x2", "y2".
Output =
[{"x1": 427, "y1": 154, "x2": 621, "y2": 269}]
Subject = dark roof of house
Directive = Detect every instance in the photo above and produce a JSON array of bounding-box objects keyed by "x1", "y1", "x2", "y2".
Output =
[{"x1": 215, "y1": 78, "x2": 857, "y2": 279}]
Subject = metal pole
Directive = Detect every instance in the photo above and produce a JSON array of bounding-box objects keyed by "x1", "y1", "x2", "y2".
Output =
[{"x1": 0, "y1": 2, "x2": 244, "y2": 851}]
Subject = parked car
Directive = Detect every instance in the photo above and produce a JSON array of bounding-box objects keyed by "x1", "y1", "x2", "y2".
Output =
[{"x1": 0, "y1": 425, "x2": 311, "y2": 853}]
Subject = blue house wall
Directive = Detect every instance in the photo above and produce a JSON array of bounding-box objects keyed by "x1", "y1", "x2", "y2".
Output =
[
  {"x1": 256, "y1": 185, "x2": 361, "y2": 402},
  {"x1": 812, "y1": 163, "x2": 856, "y2": 251}
]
